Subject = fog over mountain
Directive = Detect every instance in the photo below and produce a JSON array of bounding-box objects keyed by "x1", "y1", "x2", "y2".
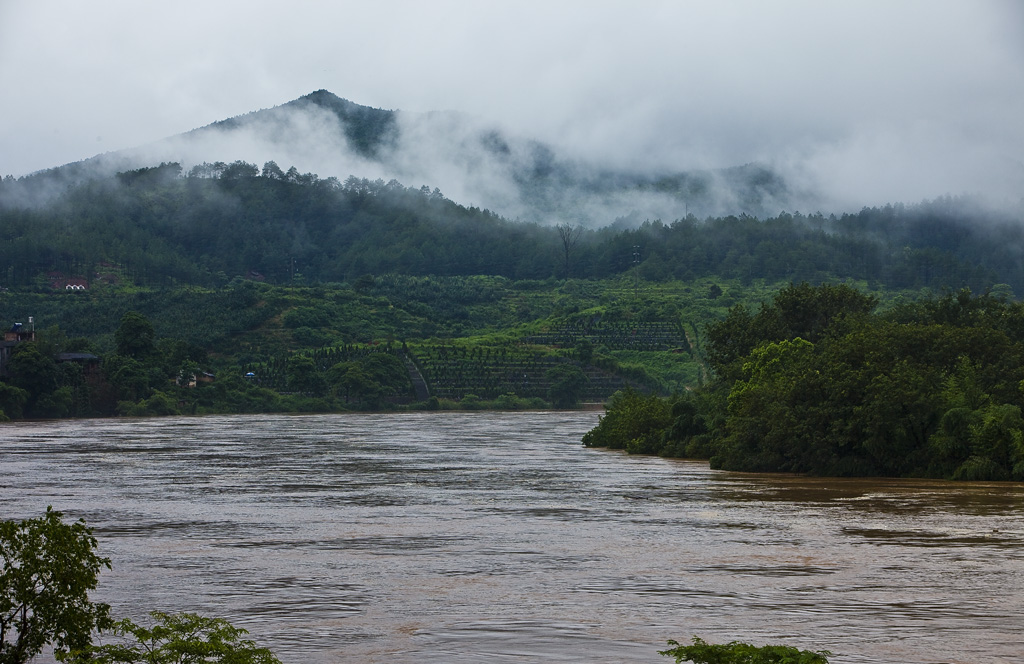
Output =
[
  {"x1": 2, "y1": 1, "x2": 1022, "y2": 219},
  {"x1": 4, "y1": 90, "x2": 814, "y2": 224}
]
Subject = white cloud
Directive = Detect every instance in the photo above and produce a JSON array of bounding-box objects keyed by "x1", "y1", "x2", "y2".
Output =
[{"x1": 1, "y1": 0, "x2": 1021, "y2": 211}]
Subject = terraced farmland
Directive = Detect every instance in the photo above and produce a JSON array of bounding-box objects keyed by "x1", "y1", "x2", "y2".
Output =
[
  {"x1": 524, "y1": 320, "x2": 689, "y2": 353},
  {"x1": 408, "y1": 344, "x2": 636, "y2": 402}
]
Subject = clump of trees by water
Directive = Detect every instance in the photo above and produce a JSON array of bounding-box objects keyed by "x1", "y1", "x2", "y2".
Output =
[
  {"x1": 660, "y1": 637, "x2": 830, "y2": 663},
  {"x1": 586, "y1": 284, "x2": 1024, "y2": 481}
]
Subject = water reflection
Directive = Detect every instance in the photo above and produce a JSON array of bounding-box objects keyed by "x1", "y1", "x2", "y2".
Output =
[{"x1": 1, "y1": 412, "x2": 1022, "y2": 663}]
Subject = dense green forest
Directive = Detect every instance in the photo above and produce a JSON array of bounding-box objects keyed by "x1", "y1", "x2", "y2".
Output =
[
  {"x1": 3, "y1": 161, "x2": 1024, "y2": 481},
  {"x1": 584, "y1": 284, "x2": 1024, "y2": 481},
  {"x1": 2, "y1": 161, "x2": 1023, "y2": 292}
]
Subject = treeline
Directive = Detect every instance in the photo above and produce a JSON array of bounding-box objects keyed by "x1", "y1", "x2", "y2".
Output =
[
  {"x1": 0, "y1": 162, "x2": 551, "y2": 287},
  {"x1": 2, "y1": 162, "x2": 1023, "y2": 293},
  {"x1": 585, "y1": 284, "x2": 1024, "y2": 481},
  {"x1": 615, "y1": 201, "x2": 1022, "y2": 292},
  {"x1": 0, "y1": 310, "x2": 418, "y2": 422}
]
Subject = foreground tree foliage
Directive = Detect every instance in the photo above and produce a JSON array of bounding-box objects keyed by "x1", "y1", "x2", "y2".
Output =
[
  {"x1": 65, "y1": 612, "x2": 281, "y2": 664},
  {"x1": 586, "y1": 284, "x2": 1024, "y2": 480},
  {"x1": 0, "y1": 508, "x2": 112, "y2": 664},
  {"x1": 660, "y1": 637, "x2": 830, "y2": 664},
  {"x1": 2, "y1": 512, "x2": 281, "y2": 664}
]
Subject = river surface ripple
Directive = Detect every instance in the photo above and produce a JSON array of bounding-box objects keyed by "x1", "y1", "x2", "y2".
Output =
[{"x1": 2, "y1": 412, "x2": 1023, "y2": 663}]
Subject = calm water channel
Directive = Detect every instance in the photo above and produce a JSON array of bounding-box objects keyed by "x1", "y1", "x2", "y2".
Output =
[{"x1": 1, "y1": 412, "x2": 1022, "y2": 663}]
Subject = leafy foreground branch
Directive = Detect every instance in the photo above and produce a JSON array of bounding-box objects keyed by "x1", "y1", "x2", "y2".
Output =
[
  {"x1": 661, "y1": 637, "x2": 830, "y2": 664},
  {"x1": 1, "y1": 509, "x2": 279, "y2": 664},
  {"x1": 0, "y1": 507, "x2": 112, "y2": 664},
  {"x1": 64, "y1": 612, "x2": 280, "y2": 664}
]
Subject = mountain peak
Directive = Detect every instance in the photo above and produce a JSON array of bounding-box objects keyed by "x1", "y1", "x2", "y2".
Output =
[
  {"x1": 194, "y1": 90, "x2": 398, "y2": 159},
  {"x1": 284, "y1": 90, "x2": 399, "y2": 157},
  {"x1": 297, "y1": 89, "x2": 353, "y2": 106}
]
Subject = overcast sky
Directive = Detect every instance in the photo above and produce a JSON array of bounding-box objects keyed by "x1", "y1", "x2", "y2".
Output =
[{"x1": 1, "y1": 0, "x2": 1022, "y2": 209}]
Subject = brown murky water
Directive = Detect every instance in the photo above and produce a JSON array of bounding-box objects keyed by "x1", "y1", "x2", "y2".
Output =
[{"x1": 1, "y1": 412, "x2": 1022, "y2": 663}]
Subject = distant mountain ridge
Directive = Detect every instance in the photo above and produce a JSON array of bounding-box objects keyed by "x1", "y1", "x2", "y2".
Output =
[{"x1": 2, "y1": 90, "x2": 812, "y2": 222}]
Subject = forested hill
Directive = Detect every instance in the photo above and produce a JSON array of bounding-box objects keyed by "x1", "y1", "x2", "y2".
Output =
[
  {"x1": 1, "y1": 90, "x2": 805, "y2": 220},
  {"x1": 1, "y1": 161, "x2": 1023, "y2": 295},
  {"x1": 0, "y1": 91, "x2": 402, "y2": 204}
]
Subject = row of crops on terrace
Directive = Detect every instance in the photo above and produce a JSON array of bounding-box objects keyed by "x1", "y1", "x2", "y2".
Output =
[
  {"x1": 524, "y1": 320, "x2": 690, "y2": 353},
  {"x1": 407, "y1": 343, "x2": 633, "y2": 402},
  {"x1": 240, "y1": 317, "x2": 694, "y2": 403}
]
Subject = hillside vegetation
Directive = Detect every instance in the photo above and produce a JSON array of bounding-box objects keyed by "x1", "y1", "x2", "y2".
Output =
[
  {"x1": 3, "y1": 160, "x2": 1023, "y2": 292},
  {"x1": 585, "y1": 284, "x2": 1024, "y2": 481},
  {"x1": 2, "y1": 162, "x2": 1024, "y2": 480},
  {"x1": 0, "y1": 269, "x2": 751, "y2": 418}
]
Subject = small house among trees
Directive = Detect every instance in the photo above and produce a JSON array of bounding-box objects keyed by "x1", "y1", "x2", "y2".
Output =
[{"x1": 56, "y1": 352, "x2": 102, "y2": 380}]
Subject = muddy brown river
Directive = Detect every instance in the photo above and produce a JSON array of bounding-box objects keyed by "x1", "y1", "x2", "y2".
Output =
[{"x1": 1, "y1": 412, "x2": 1021, "y2": 663}]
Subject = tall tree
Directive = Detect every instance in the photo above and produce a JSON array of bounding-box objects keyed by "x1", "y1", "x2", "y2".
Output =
[
  {"x1": 114, "y1": 312, "x2": 155, "y2": 360},
  {"x1": 0, "y1": 508, "x2": 112, "y2": 664},
  {"x1": 556, "y1": 223, "x2": 583, "y2": 279}
]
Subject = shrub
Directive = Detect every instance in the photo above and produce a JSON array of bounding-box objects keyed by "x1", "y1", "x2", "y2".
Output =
[{"x1": 660, "y1": 637, "x2": 830, "y2": 664}]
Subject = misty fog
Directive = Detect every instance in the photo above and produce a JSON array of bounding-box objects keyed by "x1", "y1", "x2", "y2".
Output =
[{"x1": 2, "y1": 1, "x2": 1021, "y2": 220}]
